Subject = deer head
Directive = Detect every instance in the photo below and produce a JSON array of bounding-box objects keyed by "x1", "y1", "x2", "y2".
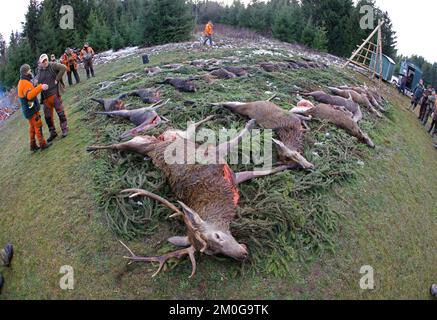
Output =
[{"x1": 178, "y1": 202, "x2": 249, "y2": 261}]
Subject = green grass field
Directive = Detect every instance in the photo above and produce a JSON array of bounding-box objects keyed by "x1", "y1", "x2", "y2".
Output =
[{"x1": 0, "y1": 45, "x2": 435, "y2": 299}]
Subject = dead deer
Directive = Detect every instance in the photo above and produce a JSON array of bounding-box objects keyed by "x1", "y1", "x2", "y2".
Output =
[
  {"x1": 209, "y1": 68, "x2": 237, "y2": 79},
  {"x1": 328, "y1": 87, "x2": 383, "y2": 118},
  {"x1": 299, "y1": 91, "x2": 363, "y2": 123},
  {"x1": 338, "y1": 85, "x2": 385, "y2": 112},
  {"x1": 291, "y1": 100, "x2": 375, "y2": 148},
  {"x1": 118, "y1": 88, "x2": 162, "y2": 104},
  {"x1": 144, "y1": 67, "x2": 162, "y2": 77},
  {"x1": 223, "y1": 66, "x2": 248, "y2": 77},
  {"x1": 87, "y1": 118, "x2": 294, "y2": 278},
  {"x1": 95, "y1": 100, "x2": 169, "y2": 140},
  {"x1": 91, "y1": 97, "x2": 126, "y2": 112},
  {"x1": 157, "y1": 77, "x2": 198, "y2": 93},
  {"x1": 211, "y1": 100, "x2": 314, "y2": 170}
]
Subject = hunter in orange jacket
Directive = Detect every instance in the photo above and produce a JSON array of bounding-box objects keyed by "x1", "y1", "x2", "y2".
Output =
[
  {"x1": 204, "y1": 21, "x2": 214, "y2": 36},
  {"x1": 61, "y1": 49, "x2": 78, "y2": 72},
  {"x1": 61, "y1": 48, "x2": 80, "y2": 86},
  {"x1": 17, "y1": 64, "x2": 51, "y2": 152},
  {"x1": 203, "y1": 21, "x2": 214, "y2": 46},
  {"x1": 80, "y1": 43, "x2": 95, "y2": 79}
]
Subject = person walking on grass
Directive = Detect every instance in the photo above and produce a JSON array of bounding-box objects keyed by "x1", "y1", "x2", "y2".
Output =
[
  {"x1": 61, "y1": 48, "x2": 80, "y2": 86},
  {"x1": 203, "y1": 21, "x2": 214, "y2": 46},
  {"x1": 17, "y1": 64, "x2": 52, "y2": 153},
  {"x1": 421, "y1": 89, "x2": 435, "y2": 126},
  {"x1": 410, "y1": 79, "x2": 425, "y2": 111},
  {"x1": 36, "y1": 54, "x2": 69, "y2": 142},
  {"x1": 426, "y1": 91, "x2": 437, "y2": 134},
  {"x1": 0, "y1": 244, "x2": 14, "y2": 295},
  {"x1": 80, "y1": 43, "x2": 95, "y2": 79},
  {"x1": 418, "y1": 85, "x2": 432, "y2": 122}
]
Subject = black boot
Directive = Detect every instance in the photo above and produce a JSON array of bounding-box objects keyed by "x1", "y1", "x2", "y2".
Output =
[
  {"x1": 431, "y1": 284, "x2": 437, "y2": 298},
  {"x1": 0, "y1": 274, "x2": 4, "y2": 295},
  {"x1": 47, "y1": 132, "x2": 58, "y2": 143},
  {"x1": 30, "y1": 143, "x2": 40, "y2": 153},
  {"x1": 2, "y1": 244, "x2": 14, "y2": 267},
  {"x1": 41, "y1": 142, "x2": 53, "y2": 151}
]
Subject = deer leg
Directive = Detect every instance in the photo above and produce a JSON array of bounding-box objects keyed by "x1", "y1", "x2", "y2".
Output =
[
  {"x1": 119, "y1": 241, "x2": 197, "y2": 278},
  {"x1": 215, "y1": 119, "x2": 256, "y2": 158},
  {"x1": 235, "y1": 165, "x2": 295, "y2": 185},
  {"x1": 120, "y1": 117, "x2": 162, "y2": 140}
]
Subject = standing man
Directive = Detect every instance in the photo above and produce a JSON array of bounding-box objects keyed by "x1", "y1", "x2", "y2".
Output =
[
  {"x1": 80, "y1": 43, "x2": 95, "y2": 79},
  {"x1": 17, "y1": 64, "x2": 51, "y2": 152},
  {"x1": 419, "y1": 85, "x2": 432, "y2": 122},
  {"x1": 61, "y1": 48, "x2": 80, "y2": 86},
  {"x1": 203, "y1": 21, "x2": 214, "y2": 46},
  {"x1": 422, "y1": 90, "x2": 436, "y2": 126},
  {"x1": 0, "y1": 244, "x2": 14, "y2": 295},
  {"x1": 50, "y1": 54, "x2": 57, "y2": 63},
  {"x1": 410, "y1": 79, "x2": 425, "y2": 111},
  {"x1": 36, "y1": 54, "x2": 69, "y2": 141}
]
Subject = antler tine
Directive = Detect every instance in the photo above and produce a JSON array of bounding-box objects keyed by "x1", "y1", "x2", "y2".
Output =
[
  {"x1": 121, "y1": 189, "x2": 183, "y2": 218},
  {"x1": 120, "y1": 241, "x2": 197, "y2": 278}
]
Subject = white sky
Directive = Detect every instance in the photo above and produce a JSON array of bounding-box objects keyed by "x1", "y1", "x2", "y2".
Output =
[{"x1": 0, "y1": 0, "x2": 435, "y2": 63}]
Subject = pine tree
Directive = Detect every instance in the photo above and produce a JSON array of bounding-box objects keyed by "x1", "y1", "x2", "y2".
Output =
[
  {"x1": 301, "y1": 18, "x2": 316, "y2": 47},
  {"x1": 312, "y1": 26, "x2": 328, "y2": 52},
  {"x1": 144, "y1": 0, "x2": 194, "y2": 45},
  {"x1": 272, "y1": 2, "x2": 304, "y2": 43}
]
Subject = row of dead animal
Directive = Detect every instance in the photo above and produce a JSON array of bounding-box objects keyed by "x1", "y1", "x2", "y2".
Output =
[
  {"x1": 88, "y1": 81, "x2": 386, "y2": 278},
  {"x1": 260, "y1": 59, "x2": 328, "y2": 73}
]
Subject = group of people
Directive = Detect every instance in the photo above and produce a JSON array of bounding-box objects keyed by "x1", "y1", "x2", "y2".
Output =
[
  {"x1": 51, "y1": 43, "x2": 96, "y2": 86},
  {"x1": 408, "y1": 79, "x2": 437, "y2": 143},
  {"x1": 18, "y1": 43, "x2": 95, "y2": 153}
]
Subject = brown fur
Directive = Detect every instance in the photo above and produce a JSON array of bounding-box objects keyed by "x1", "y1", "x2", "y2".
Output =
[
  {"x1": 91, "y1": 97, "x2": 125, "y2": 112},
  {"x1": 216, "y1": 101, "x2": 306, "y2": 161},
  {"x1": 158, "y1": 78, "x2": 198, "y2": 93},
  {"x1": 118, "y1": 89, "x2": 161, "y2": 104},
  {"x1": 293, "y1": 103, "x2": 375, "y2": 148},
  {"x1": 301, "y1": 91, "x2": 362, "y2": 122}
]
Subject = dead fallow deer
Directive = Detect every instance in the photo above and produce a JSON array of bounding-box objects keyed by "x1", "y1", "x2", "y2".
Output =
[
  {"x1": 210, "y1": 99, "x2": 315, "y2": 170},
  {"x1": 298, "y1": 91, "x2": 363, "y2": 123},
  {"x1": 291, "y1": 99, "x2": 375, "y2": 148},
  {"x1": 91, "y1": 97, "x2": 126, "y2": 112},
  {"x1": 87, "y1": 118, "x2": 294, "y2": 278},
  {"x1": 117, "y1": 88, "x2": 162, "y2": 104},
  {"x1": 95, "y1": 100, "x2": 170, "y2": 140},
  {"x1": 338, "y1": 85, "x2": 385, "y2": 113},
  {"x1": 328, "y1": 87, "x2": 383, "y2": 118},
  {"x1": 157, "y1": 77, "x2": 198, "y2": 93}
]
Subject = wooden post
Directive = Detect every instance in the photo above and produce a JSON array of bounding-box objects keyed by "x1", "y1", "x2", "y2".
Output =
[{"x1": 343, "y1": 20, "x2": 385, "y2": 68}]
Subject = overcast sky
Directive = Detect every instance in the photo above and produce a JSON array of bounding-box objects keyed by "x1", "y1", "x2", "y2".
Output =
[{"x1": 0, "y1": 0, "x2": 435, "y2": 63}]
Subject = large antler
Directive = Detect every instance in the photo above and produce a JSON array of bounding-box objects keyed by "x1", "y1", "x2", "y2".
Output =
[
  {"x1": 119, "y1": 241, "x2": 197, "y2": 278},
  {"x1": 121, "y1": 189, "x2": 208, "y2": 252}
]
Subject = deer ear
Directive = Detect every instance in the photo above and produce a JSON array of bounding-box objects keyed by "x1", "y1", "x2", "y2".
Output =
[{"x1": 178, "y1": 201, "x2": 206, "y2": 229}]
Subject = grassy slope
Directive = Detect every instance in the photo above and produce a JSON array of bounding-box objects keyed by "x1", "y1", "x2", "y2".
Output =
[{"x1": 0, "y1": 49, "x2": 435, "y2": 299}]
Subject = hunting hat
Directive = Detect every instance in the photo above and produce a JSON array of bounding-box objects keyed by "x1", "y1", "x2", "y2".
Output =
[
  {"x1": 39, "y1": 54, "x2": 49, "y2": 64},
  {"x1": 20, "y1": 64, "x2": 31, "y2": 76}
]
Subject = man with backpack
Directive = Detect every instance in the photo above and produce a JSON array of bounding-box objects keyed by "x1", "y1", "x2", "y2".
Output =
[{"x1": 35, "y1": 54, "x2": 69, "y2": 142}]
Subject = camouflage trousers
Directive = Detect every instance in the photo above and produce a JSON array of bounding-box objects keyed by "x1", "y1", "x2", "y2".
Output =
[{"x1": 0, "y1": 248, "x2": 8, "y2": 266}]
